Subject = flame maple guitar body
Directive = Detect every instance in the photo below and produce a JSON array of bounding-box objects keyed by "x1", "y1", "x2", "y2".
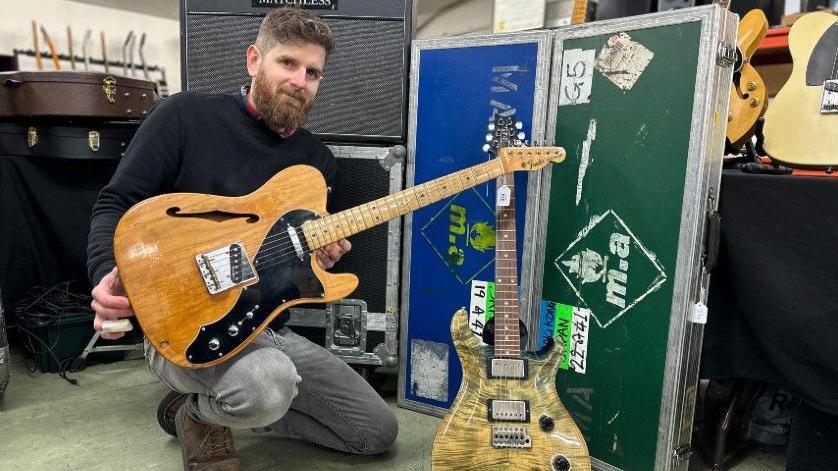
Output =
[
  {"x1": 432, "y1": 310, "x2": 591, "y2": 471},
  {"x1": 114, "y1": 165, "x2": 358, "y2": 369}
]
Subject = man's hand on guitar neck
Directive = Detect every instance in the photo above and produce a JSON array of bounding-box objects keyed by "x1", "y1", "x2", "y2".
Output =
[
  {"x1": 315, "y1": 239, "x2": 351, "y2": 270},
  {"x1": 91, "y1": 267, "x2": 135, "y2": 340}
]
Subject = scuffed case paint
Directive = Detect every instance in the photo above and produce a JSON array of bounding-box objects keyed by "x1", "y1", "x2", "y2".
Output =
[{"x1": 410, "y1": 339, "x2": 449, "y2": 402}]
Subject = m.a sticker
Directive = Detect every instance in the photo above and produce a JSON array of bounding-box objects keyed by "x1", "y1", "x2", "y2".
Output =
[
  {"x1": 421, "y1": 188, "x2": 496, "y2": 284},
  {"x1": 554, "y1": 210, "x2": 667, "y2": 328}
]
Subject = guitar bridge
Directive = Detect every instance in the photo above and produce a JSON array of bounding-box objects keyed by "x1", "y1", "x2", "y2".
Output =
[
  {"x1": 491, "y1": 426, "x2": 532, "y2": 448},
  {"x1": 821, "y1": 79, "x2": 838, "y2": 114},
  {"x1": 196, "y1": 241, "x2": 257, "y2": 294}
]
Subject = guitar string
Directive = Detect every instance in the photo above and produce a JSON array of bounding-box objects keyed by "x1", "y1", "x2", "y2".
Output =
[
  {"x1": 251, "y1": 165, "x2": 482, "y2": 262},
  {"x1": 251, "y1": 167, "x2": 506, "y2": 273}
]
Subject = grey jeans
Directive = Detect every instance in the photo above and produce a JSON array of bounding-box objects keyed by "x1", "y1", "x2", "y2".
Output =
[{"x1": 145, "y1": 327, "x2": 398, "y2": 454}]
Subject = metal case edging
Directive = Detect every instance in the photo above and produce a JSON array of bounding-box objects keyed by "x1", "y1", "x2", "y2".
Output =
[{"x1": 523, "y1": 5, "x2": 737, "y2": 470}]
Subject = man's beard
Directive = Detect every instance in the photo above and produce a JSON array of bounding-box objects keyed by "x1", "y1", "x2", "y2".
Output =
[{"x1": 251, "y1": 69, "x2": 314, "y2": 133}]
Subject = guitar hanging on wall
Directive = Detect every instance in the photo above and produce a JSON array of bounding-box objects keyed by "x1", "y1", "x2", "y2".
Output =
[
  {"x1": 431, "y1": 114, "x2": 590, "y2": 471},
  {"x1": 114, "y1": 134, "x2": 566, "y2": 369},
  {"x1": 762, "y1": 12, "x2": 838, "y2": 169}
]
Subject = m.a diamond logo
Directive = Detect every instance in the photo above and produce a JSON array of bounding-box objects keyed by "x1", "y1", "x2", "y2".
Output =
[
  {"x1": 555, "y1": 210, "x2": 667, "y2": 328},
  {"x1": 421, "y1": 188, "x2": 496, "y2": 284}
]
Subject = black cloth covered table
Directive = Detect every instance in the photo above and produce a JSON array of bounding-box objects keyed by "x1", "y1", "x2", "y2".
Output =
[
  {"x1": 701, "y1": 170, "x2": 838, "y2": 416},
  {"x1": 0, "y1": 154, "x2": 117, "y2": 314}
]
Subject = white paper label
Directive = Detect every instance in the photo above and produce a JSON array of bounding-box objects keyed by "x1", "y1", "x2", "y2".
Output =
[
  {"x1": 497, "y1": 185, "x2": 512, "y2": 207},
  {"x1": 567, "y1": 306, "x2": 590, "y2": 374},
  {"x1": 493, "y1": 0, "x2": 546, "y2": 33},
  {"x1": 469, "y1": 280, "x2": 495, "y2": 337},
  {"x1": 690, "y1": 302, "x2": 708, "y2": 324},
  {"x1": 595, "y1": 33, "x2": 654, "y2": 91},
  {"x1": 559, "y1": 48, "x2": 596, "y2": 106}
]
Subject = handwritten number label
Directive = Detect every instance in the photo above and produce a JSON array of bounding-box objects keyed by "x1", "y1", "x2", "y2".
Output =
[{"x1": 559, "y1": 49, "x2": 595, "y2": 107}]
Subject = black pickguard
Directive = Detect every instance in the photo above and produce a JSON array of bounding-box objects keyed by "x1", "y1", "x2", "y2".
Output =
[
  {"x1": 807, "y1": 22, "x2": 838, "y2": 86},
  {"x1": 186, "y1": 209, "x2": 323, "y2": 364}
]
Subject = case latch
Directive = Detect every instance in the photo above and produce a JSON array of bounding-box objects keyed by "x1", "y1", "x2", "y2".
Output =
[
  {"x1": 673, "y1": 444, "x2": 694, "y2": 464},
  {"x1": 102, "y1": 76, "x2": 117, "y2": 103},
  {"x1": 26, "y1": 127, "x2": 38, "y2": 148},
  {"x1": 88, "y1": 131, "x2": 101, "y2": 152},
  {"x1": 716, "y1": 42, "x2": 736, "y2": 68}
]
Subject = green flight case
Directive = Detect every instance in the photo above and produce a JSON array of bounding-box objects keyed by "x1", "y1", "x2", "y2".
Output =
[{"x1": 521, "y1": 5, "x2": 737, "y2": 470}]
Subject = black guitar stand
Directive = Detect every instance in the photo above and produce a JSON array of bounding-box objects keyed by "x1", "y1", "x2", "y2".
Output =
[{"x1": 726, "y1": 118, "x2": 792, "y2": 175}]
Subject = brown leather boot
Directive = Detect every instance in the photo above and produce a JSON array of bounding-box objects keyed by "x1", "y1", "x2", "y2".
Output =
[{"x1": 174, "y1": 404, "x2": 241, "y2": 471}]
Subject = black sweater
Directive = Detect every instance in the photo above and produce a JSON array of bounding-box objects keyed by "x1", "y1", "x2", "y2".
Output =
[{"x1": 86, "y1": 91, "x2": 336, "y2": 286}]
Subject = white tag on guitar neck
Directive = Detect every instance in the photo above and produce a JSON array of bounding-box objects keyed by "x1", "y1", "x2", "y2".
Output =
[{"x1": 497, "y1": 185, "x2": 512, "y2": 207}]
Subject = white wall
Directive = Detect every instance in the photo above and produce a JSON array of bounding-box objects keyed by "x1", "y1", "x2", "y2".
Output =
[
  {"x1": 0, "y1": 0, "x2": 181, "y2": 92},
  {"x1": 416, "y1": 0, "x2": 575, "y2": 39}
]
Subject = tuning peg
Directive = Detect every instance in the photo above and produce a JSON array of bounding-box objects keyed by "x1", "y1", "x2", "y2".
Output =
[
  {"x1": 482, "y1": 143, "x2": 491, "y2": 153},
  {"x1": 515, "y1": 121, "x2": 523, "y2": 130},
  {"x1": 485, "y1": 133, "x2": 493, "y2": 142},
  {"x1": 488, "y1": 123, "x2": 495, "y2": 131},
  {"x1": 517, "y1": 132, "x2": 526, "y2": 141}
]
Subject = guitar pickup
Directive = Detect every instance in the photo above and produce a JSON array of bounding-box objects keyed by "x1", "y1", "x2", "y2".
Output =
[
  {"x1": 488, "y1": 358, "x2": 528, "y2": 379},
  {"x1": 491, "y1": 426, "x2": 532, "y2": 449},
  {"x1": 487, "y1": 399, "x2": 530, "y2": 422},
  {"x1": 821, "y1": 80, "x2": 838, "y2": 114},
  {"x1": 196, "y1": 241, "x2": 257, "y2": 294}
]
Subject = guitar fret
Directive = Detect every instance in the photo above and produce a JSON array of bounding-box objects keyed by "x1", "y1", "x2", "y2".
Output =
[{"x1": 303, "y1": 159, "x2": 512, "y2": 249}]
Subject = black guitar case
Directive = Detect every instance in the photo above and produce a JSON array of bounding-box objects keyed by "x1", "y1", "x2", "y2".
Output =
[{"x1": 0, "y1": 121, "x2": 138, "y2": 160}]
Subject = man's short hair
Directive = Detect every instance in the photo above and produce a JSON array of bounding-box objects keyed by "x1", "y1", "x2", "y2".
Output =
[{"x1": 255, "y1": 6, "x2": 334, "y2": 57}]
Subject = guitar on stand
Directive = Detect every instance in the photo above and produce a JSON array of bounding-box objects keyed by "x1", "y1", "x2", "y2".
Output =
[
  {"x1": 763, "y1": 12, "x2": 838, "y2": 169},
  {"x1": 727, "y1": 9, "x2": 769, "y2": 150},
  {"x1": 431, "y1": 115, "x2": 590, "y2": 471}
]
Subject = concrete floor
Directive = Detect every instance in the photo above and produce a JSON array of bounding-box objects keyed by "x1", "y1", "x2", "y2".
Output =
[{"x1": 0, "y1": 349, "x2": 785, "y2": 471}]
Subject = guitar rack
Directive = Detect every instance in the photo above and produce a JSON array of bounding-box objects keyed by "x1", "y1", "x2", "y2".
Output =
[{"x1": 11, "y1": 48, "x2": 168, "y2": 98}]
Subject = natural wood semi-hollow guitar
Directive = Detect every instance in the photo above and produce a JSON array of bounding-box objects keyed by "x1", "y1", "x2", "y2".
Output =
[
  {"x1": 726, "y1": 9, "x2": 769, "y2": 149},
  {"x1": 114, "y1": 146, "x2": 565, "y2": 368},
  {"x1": 432, "y1": 115, "x2": 590, "y2": 471}
]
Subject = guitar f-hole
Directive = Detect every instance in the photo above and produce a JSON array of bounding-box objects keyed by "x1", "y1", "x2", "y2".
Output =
[{"x1": 166, "y1": 207, "x2": 259, "y2": 223}]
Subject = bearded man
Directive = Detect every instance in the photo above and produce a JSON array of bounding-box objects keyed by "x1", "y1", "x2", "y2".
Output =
[{"x1": 86, "y1": 7, "x2": 397, "y2": 470}]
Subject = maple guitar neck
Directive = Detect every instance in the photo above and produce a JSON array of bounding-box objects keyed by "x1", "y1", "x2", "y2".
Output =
[{"x1": 301, "y1": 147, "x2": 563, "y2": 251}]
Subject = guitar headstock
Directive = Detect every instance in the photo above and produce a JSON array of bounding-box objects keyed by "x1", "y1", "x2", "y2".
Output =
[
  {"x1": 498, "y1": 146, "x2": 566, "y2": 172},
  {"x1": 483, "y1": 113, "x2": 566, "y2": 172},
  {"x1": 483, "y1": 113, "x2": 525, "y2": 156}
]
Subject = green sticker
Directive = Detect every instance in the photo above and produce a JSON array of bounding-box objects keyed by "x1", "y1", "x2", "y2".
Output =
[{"x1": 554, "y1": 303, "x2": 573, "y2": 370}]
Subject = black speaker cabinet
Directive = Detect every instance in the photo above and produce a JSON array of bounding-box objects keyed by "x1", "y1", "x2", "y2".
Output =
[{"x1": 180, "y1": 0, "x2": 412, "y2": 144}]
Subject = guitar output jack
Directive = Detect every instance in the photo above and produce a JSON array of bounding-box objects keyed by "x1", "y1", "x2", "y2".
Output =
[{"x1": 551, "y1": 454, "x2": 571, "y2": 471}]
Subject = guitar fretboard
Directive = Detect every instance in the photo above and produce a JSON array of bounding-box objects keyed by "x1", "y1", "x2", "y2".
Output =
[
  {"x1": 493, "y1": 172, "x2": 522, "y2": 359},
  {"x1": 301, "y1": 158, "x2": 506, "y2": 250}
]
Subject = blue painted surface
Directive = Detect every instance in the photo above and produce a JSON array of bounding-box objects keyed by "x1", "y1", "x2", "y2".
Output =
[{"x1": 403, "y1": 42, "x2": 541, "y2": 410}]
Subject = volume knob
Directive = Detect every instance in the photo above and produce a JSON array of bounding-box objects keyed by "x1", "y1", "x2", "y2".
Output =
[
  {"x1": 228, "y1": 325, "x2": 240, "y2": 337},
  {"x1": 539, "y1": 414, "x2": 555, "y2": 431},
  {"x1": 208, "y1": 338, "x2": 220, "y2": 351}
]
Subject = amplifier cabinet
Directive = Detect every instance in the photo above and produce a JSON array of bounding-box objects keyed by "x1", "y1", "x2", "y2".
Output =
[
  {"x1": 180, "y1": 0, "x2": 412, "y2": 144},
  {"x1": 285, "y1": 144, "x2": 404, "y2": 368}
]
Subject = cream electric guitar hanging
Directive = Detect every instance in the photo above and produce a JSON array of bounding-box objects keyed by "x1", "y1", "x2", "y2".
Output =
[{"x1": 432, "y1": 115, "x2": 590, "y2": 471}]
